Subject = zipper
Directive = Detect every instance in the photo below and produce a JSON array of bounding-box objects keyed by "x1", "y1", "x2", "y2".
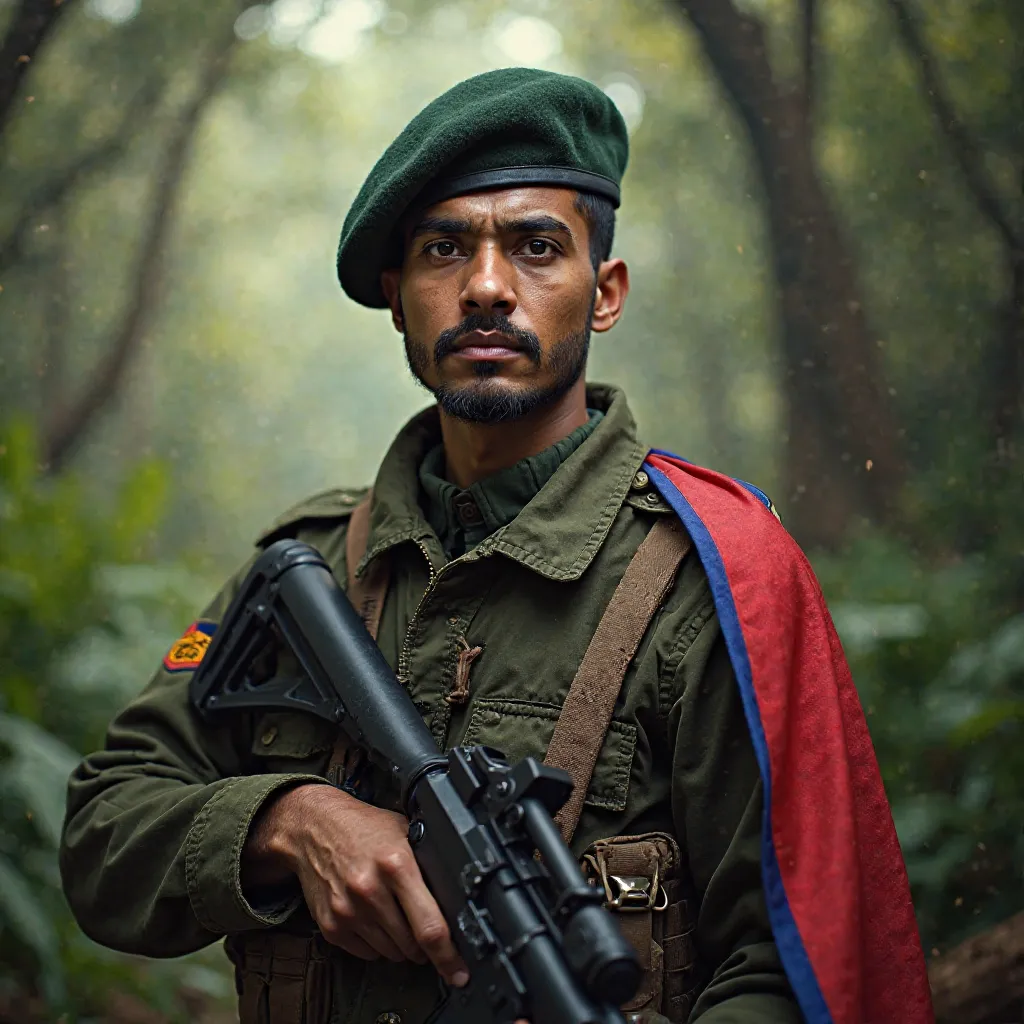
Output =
[
  {"x1": 396, "y1": 535, "x2": 495, "y2": 686},
  {"x1": 397, "y1": 537, "x2": 441, "y2": 685}
]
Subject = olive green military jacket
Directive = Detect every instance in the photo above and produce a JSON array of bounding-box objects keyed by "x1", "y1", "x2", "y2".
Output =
[{"x1": 61, "y1": 386, "x2": 801, "y2": 1023}]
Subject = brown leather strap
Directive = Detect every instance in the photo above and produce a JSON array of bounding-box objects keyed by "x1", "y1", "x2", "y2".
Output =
[
  {"x1": 344, "y1": 491, "x2": 390, "y2": 642},
  {"x1": 331, "y1": 492, "x2": 391, "y2": 782},
  {"x1": 544, "y1": 518, "x2": 691, "y2": 842}
]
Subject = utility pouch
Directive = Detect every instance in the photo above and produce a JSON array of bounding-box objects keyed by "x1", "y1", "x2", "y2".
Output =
[
  {"x1": 582, "y1": 831, "x2": 700, "y2": 1024},
  {"x1": 225, "y1": 931, "x2": 333, "y2": 1024}
]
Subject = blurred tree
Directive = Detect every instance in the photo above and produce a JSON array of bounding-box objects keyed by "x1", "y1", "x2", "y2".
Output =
[
  {"x1": 928, "y1": 911, "x2": 1024, "y2": 1023},
  {"x1": 0, "y1": 0, "x2": 1021, "y2": 1016},
  {"x1": 672, "y1": 0, "x2": 905, "y2": 547},
  {"x1": 886, "y1": 0, "x2": 1023, "y2": 493},
  {"x1": 0, "y1": 0, "x2": 72, "y2": 137},
  {"x1": 42, "y1": 6, "x2": 242, "y2": 471}
]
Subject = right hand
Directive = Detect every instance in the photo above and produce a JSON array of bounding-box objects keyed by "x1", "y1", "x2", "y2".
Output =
[{"x1": 243, "y1": 782, "x2": 469, "y2": 986}]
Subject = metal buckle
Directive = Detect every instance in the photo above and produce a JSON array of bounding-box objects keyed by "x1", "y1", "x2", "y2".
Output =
[{"x1": 583, "y1": 851, "x2": 669, "y2": 912}]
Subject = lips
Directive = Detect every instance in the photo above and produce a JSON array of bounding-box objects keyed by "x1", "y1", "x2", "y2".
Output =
[
  {"x1": 452, "y1": 330, "x2": 523, "y2": 360},
  {"x1": 454, "y1": 330, "x2": 522, "y2": 352}
]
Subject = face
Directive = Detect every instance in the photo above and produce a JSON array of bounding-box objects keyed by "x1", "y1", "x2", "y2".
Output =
[{"x1": 380, "y1": 187, "x2": 629, "y2": 424}]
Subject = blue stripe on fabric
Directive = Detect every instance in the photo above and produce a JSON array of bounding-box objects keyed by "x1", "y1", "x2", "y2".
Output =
[
  {"x1": 648, "y1": 448, "x2": 774, "y2": 512},
  {"x1": 644, "y1": 456, "x2": 833, "y2": 1024},
  {"x1": 736, "y1": 478, "x2": 773, "y2": 510}
]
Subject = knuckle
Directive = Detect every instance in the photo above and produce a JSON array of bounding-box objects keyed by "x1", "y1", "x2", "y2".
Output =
[
  {"x1": 346, "y1": 870, "x2": 379, "y2": 901},
  {"x1": 328, "y1": 895, "x2": 355, "y2": 923},
  {"x1": 415, "y1": 918, "x2": 450, "y2": 951},
  {"x1": 379, "y1": 849, "x2": 410, "y2": 877}
]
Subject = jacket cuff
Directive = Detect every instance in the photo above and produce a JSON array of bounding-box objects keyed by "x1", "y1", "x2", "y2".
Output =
[{"x1": 184, "y1": 773, "x2": 327, "y2": 934}]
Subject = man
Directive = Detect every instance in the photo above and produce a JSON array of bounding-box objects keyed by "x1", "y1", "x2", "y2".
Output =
[{"x1": 60, "y1": 69, "x2": 931, "y2": 1024}]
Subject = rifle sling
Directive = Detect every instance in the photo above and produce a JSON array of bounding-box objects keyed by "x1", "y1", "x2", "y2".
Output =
[
  {"x1": 344, "y1": 491, "x2": 390, "y2": 641},
  {"x1": 335, "y1": 494, "x2": 691, "y2": 848},
  {"x1": 544, "y1": 517, "x2": 691, "y2": 843},
  {"x1": 329, "y1": 493, "x2": 391, "y2": 777}
]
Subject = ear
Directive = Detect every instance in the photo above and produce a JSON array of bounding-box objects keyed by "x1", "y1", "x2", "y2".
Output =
[
  {"x1": 380, "y1": 269, "x2": 404, "y2": 332},
  {"x1": 590, "y1": 258, "x2": 629, "y2": 333}
]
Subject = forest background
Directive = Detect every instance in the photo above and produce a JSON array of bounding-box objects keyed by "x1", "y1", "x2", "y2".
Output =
[{"x1": 0, "y1": 0, "x2": 1021, "y2": 1020}]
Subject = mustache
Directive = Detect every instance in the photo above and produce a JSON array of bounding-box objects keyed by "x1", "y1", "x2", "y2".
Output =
[{"x1": 433, "y1": 314, "x2": 542, "y2": 365}]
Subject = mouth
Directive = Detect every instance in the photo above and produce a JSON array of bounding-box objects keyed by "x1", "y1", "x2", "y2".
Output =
[{"x1": 451, "y1": 330, "x2": 524, "y2": 361}]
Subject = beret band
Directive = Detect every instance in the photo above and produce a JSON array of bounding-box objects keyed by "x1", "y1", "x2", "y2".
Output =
[
  {"x1": 337, "y1": 68, "x2": 629, "y2": 308},
  {"x1": 417, "y1": 165, "x2": 621, "y2": 211}
]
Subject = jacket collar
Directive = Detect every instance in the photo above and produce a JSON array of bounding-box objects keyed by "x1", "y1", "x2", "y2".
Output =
[{"x1": 360, "y1": 383, "x2": 648, "y2": 581}]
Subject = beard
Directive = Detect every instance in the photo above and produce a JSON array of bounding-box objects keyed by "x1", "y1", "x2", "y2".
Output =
[{"x1": 404, "y1": 304, "x2": 593, "y2": 425}]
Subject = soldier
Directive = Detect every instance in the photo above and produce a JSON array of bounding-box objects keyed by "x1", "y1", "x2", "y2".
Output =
[{"x1": 60, "y1": 69, "x2": 931, "y2": 1024}]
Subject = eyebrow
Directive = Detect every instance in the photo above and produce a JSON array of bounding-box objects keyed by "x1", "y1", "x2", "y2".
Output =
[
  {"x1": 408, "y1": 214, "x2": 574, "y2": 239},
  {"x1": 409, "y1": 216, "x2": 472, "y2": 238},
  {"x1": 497, "y1": 215, "x2": 573, "y2": 236}
]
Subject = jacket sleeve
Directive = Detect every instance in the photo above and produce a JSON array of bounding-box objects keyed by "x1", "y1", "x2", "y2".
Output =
[
  {"x1": 59, "y1": 561, "x2": 330, "y2": 958},
  {"x1": 668, "y1": 613, "x2": 804, "y2": 1023}
]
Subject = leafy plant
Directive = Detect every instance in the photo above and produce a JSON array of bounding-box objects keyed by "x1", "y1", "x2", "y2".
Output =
[
  {"x1": 0, "y1": 422, "x2": 232, "y2": 1020},
  {"x1": 820, "y1": 534, "x2": 1024, "y2": 952}
]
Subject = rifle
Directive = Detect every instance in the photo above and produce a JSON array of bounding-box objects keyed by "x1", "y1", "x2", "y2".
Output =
[{"x1": 190, "y1": 539, "x2": 641, "y2": 1024}]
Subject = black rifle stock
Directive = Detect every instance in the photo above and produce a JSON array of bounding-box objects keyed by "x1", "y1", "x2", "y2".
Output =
[{"x1": 190, "y1": 539, "x2": 641, "y2": 1024}]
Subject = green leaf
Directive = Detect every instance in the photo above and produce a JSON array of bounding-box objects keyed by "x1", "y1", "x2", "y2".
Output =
[
  {"x1": 0, "y1": 713, "x2": 80, "y2": 847},
  {"x1": 949, "y1": 699, "x2": 1024, "y2": 747},
  {"x1": 0, "y1": 851, "x2": 64, "y2": 1003}
]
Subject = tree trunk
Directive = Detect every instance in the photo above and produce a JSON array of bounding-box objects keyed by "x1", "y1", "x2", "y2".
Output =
[
  {"x1": 0, "y1": 73, "x2": 165, "y2": 274},
  {"x1": 928, "y1": 911, "x2": 1024, "y2": 1024},
  {"x1": 42, "y1": 16, "x2": 238, "y2": 471},
  {"x1": 672, "y1": 0, "x2": 906, "y2": 548},
  {"x1": 0, "y1": 0, "x2": 72, "y2": 140},
  {"x1": 886, "y1": 0, "x2": 1024, "y2": 476}
]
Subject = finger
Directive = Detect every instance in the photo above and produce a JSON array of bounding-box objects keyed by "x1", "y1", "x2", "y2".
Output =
[
  {"x1": 391, "y1": 863, "x2": 468, "y2": 984},
  {"x1": 354, "y1": 920, "x2": 408, "y2": 964},
  {"x1": 326, "y1": 931, "x2": 379, "y2": 960},
  {"x1": 364, "y1": 887, "x2": 427, "y2": 964},
  {"x1": 310, "y1": 886, "x2": 400, "y2": 963}
]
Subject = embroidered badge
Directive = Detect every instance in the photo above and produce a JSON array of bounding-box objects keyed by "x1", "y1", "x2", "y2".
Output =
[{"x1": 163, "y1": 621, "x2": 217, "y2": 673}]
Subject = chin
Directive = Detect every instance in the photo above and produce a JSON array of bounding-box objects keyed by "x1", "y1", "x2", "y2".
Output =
[{"x1": 434, "y1": 377, "x2": 551, "y2": 425}]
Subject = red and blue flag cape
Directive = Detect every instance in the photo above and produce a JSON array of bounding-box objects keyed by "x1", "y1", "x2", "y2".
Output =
[{"x1": 644, "y1": 451, "x2": 934, "y2": 1024}]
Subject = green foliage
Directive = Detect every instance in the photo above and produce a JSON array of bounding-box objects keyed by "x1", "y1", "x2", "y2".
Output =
[
  {"x1": 0, "y1": 0, "x2": 1020, "y2": 1013},
  {"x1": 0, "y1": 422, "x2": 231, "y2": 1019},
  {"x1": 820, "y1": 536, "x2": 1024, "y2": 952}
]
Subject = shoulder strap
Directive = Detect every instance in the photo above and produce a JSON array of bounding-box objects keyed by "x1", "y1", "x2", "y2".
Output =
[
  {"x1": 544, "y1": 517, "x2": 692, "y2": 843},
  {"x1": 330, "y1": 493, "x2": 392, "y2": 787},
  {"x1": 344, "y1": 491, "x2": 390, "y2": 642}
]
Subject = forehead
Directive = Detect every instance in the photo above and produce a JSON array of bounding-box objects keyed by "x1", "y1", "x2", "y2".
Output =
[{"x1": 408, "y1": 186, "x2": 585, "y2": 232}]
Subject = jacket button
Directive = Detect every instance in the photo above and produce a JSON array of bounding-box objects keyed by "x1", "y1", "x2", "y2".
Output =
[
  {"x1": 260, "y1": 726, "x2": 278, "y2": 746},
  {"x1": 631, "y1": 470, "x2": 649, "y2": 491},
  {"x1": 452, "y1": 492, "x2": 484, "y2": 526},
  {"x1": 375, "y1": 1015, "x2": 401, "y2": 1024}
]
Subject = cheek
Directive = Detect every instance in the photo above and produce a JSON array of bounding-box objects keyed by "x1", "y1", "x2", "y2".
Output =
[
  {"x1": 400, "y1": 274, "x2": 457, "y2": 336},
  {"x1": 520, "y1": 273, "x2": 593, "y2": 338}
]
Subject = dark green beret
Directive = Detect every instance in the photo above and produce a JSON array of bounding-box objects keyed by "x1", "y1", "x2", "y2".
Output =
[{"x1": 336, "y1": 67, "x2": 629, "y2": 308}]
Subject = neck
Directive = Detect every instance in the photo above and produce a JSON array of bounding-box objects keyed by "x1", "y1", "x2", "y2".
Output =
[{"x1": 438, "y1": 379, "x2": 589, "y2": 488}]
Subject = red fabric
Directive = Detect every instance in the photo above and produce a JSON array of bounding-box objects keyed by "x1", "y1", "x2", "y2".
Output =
[{"x1": 647, "y1": 453, "x2": 934, "y2": 1024}]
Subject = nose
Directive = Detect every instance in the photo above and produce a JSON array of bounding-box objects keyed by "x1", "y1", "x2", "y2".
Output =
[{"x1": 459, "y1": 245, "x2": 518, "y2": 320}]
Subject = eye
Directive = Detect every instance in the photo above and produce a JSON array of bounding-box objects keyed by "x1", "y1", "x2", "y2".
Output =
[
  {"x1": 522, "y1": 238, "x2": 555, "y2": 257},
  {"x1": 425, "y1": 240, "x2": 459, "y2": 258}
]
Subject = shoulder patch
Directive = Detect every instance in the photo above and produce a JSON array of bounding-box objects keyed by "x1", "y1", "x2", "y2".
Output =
[
  {"x1": 163, "y1": 620, "x2": 217, "y2": 673},
  {"x1": 255, "y1": 486, "x2": 369, "y2": 547}
]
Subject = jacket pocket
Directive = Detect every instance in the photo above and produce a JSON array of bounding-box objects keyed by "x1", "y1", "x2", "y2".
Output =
[
  {"x1": 226, "y1": 932, "x2": 333, "y2": 1024},
  {"x1": 460, "y1": 697, "x2": 636, "y2": 812},
  {"x1": 250, "y1": 711, "x2": 335, "y2": 776},
  {"x1": 581, "y1": 832, "x2": 701, "y2": 1024}
]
